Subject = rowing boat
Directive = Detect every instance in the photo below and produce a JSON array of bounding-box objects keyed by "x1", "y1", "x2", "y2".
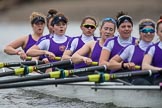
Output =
[
  {"x1": 23, "y1": 72, "x2": 162, "y2": 108},
  {"x1": 1, "y1": 61, "x2": 162, "y2": 108}
]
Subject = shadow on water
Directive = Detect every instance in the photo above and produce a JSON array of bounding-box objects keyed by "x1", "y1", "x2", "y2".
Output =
[
  {"x1": 16, "y1": 88, "x2": 120, "y2": 108},
  {"x1": 1, "y1": 88, "x2": 148, "y2": 108}
]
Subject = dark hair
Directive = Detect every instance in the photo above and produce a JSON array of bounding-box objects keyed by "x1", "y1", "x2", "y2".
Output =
[
  {"x1": 116, "y1": 11, "x2": 133, "y2": 28},
  {"x1": 47, "y1": 9, "x2": 58, "y2": 26},
  {"x1": 116, "y1": 11, "x2": 128, "y2": 19},
  {"x1": 156, "y1": 15, "x2": 162, "y2": 31},
  {"x1": 80, "y1": 16, "x2": 97, "y2": 27}
]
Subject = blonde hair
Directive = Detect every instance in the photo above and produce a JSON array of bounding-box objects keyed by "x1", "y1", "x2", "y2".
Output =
[
  {"x1": 139, "y1": 18, "x2": 155, "y2": 31},
  {"x1": 29, "y1": 12, "x2": 46, "y2": 24}
]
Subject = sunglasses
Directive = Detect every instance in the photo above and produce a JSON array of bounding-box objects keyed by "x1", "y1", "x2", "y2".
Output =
[
  {"x1": 140, "y1": 28, "x2": 155, "y2": 34},
  {"x1": 102, "y1": 17, "x2": 116, "y2": 25},
  {"x1": 83, "y1": 24, "x2": 96, "y2": 29}
]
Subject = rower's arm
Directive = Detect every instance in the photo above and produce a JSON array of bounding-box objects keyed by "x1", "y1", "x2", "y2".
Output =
[
  {"x1": 61, "y1": 50, "x2": 73, "y2": 60},
  {"x1": 142, "y1": 54, "x2": 162, "y2": 70},
  {"x1": 99, "y1": 49, "x2": 110, "y2": 69},
  {"x1": 72, "y1": 43, "x2": 91, "y2": 64},
  {"x1": 109, "y1": 55, "x2": 123, "y2": 70}
]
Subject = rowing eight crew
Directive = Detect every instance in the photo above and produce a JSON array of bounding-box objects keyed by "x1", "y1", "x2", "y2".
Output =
[{"x1": 3, "y1": 10, "x2": 162, "y2": 85}]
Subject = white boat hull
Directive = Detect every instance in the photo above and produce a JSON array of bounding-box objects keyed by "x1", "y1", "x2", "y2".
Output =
[{"x1": 24, "y1": 80, "x2": 162, "y2": 108}]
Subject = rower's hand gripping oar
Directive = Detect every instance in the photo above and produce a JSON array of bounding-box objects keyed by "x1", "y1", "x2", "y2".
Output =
[
  {"x1": 0, "y1": 70, "x2": 161, "y2": 89},
  {"x1": 0, "y1": 60, "x2": 72, "y2": 77},
  {"x1": 0, "y1": 65, "x2": 107, "y2": 84}
]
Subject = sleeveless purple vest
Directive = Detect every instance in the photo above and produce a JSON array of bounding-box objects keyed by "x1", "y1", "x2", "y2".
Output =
[
  {"x1": 24, "y1": 34, "x2": 37, "y2": 53},
  {"x1": 106, "y1": 36, "x2": 136, "y2": 73},
  {"x1": 36, "y1": 34, "x2": 52, "y2": 60},
  {"x1": 74, "y1": 36, "x2": 84, "y2": 52},
  {"x1": 152, "y1": 43, "x2": 162, "y2": 67},
  {"x1": 73, "y1": 36, "x2": 97, "y2": 69},
  {"x1": 109, "y1": 36, "x2": 136, "y2": 60},
  {"x1": 131, "y1": 45, "x2": 144, "y2": 66},
  {"x1": 104, "y1": 36, "x2": 136, "y2": 60},
  {"x1": 91, "y1": 40, "x2": 102, "y2": 62},
  {"x1": 36, "y1": 34, "x2": 52, "y2": 45},
  {"x1": 48, "y1": 36, "x2": 70, "y2": 62},
  {"x1": 145, "y1": 42, "x2": 162, "y2": 78},
  {"x1": 74, "y1": 36, "x2": 87, "y2": 68}
]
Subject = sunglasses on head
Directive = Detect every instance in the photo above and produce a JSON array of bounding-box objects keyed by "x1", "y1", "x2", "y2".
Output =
[
  {"x1": 102, "y1": 17, "x2": 116, "y2": 24},
  {"x1": 139, "y1": 22, "x2": 155, "y2": 30},
  {"x1": 140, "y1": 28, "x2": 155, "y2": 34},
  {"x1": 83, "y1": 24, "x2": 96, "y2": 29}
]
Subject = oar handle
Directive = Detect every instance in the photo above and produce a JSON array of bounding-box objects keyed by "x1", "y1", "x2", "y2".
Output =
[
  {"x1": 0, "y1": 61, "x2": 45, "y2": 69},
  {"x1": 91, "y1": 62, "x2": 98, "y2": 66},
  {"x1": 54, "y1": 57, "x2": 61, "y2": 61},
  {"x1": 135, "y1": 65, "x2": 141, "y2": 70},
  {"x1": 25, "y1": 56, "x2": 61, "y2": 61},
  {"x1": 0, "y1": 62, "x2": 4, "y2": 68},
  {"x1": 26, "y1": 56, "x2": 32, "y2": 61}
]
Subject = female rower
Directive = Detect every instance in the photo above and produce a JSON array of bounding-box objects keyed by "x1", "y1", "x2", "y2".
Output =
[
  {"x1": 26, "y1": 13, "x2": 70, "y2": 63},
  {"x1": 99, "y1": 11, "x2": 136, "y2": 70},
  {"x1": 109, "y1": 19, "x2": 155, "y2": 85},
  {"x1": 142, "y1": 15, "x2": 162, "y2": 85},
  {"x1": 4, "y1": 11, "x2": 46, "y2": 60},
  {"x1": 71, "y1": 17, "x2": 116, "y2": 67},
  {"x1": 36, "y1": 9, "x2": 58, "y2": 44},
  {"x1": 62, "y1": 16, "x2": 98, "y2": 68},
  {"x1": 30, "y1": 9, "x2": 58, "y2": 61}
]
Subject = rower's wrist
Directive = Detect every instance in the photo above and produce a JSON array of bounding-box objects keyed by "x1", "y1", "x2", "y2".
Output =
[
  {"x1": 44, "y1": 51, "x2": 49, "y2": 55},
  {"x1": 121, "y1": 62, "x2": 127, "y2": 69},
  {"x1": 16, "y1": 50, "x2": 22, "y2": 55}
]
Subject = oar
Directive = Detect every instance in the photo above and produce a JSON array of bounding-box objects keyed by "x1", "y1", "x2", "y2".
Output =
[
  {"x1": 134, "y1": 65, "x2": 141, "y2": 70},
  {"x1": 0, "y1": 70, "x2": 161, "y2": 89},
  {"x1": 90, "y1": 62, "x2": 141, "y2": 68},
  {"x1": 0, "y1": 65, "x2": 107, "y2": 84},
  {"x1": 91, "y1": 62, "x2": 98, "y2": 66},
  {"x1": 25, "y1": 56, "x2": 32, "y2": 61},
  {"x1": 54, "y1": 57, "x2": 61, "y2": 61},
  {"x1": 26, "y1": 56, "x2": 61, "y2": 61},
  {"x1": 0, "y1": 60, "x2": 45, "y2": 69},
  {"x1": 0, "y1": 60, "x2": 72, "y2": 77}
]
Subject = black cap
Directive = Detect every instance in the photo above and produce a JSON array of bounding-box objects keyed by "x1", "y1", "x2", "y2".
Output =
[
  {"x1": 31, "y1": 16, "x2": 45, "y2": 24},
  {"x1": 51, "y1": 16, "x2": 67, "y2": 26}
]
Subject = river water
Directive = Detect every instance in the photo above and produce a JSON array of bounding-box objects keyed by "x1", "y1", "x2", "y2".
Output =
[{"x1": 0, "y1": 22, "x2": 157, "y2": 108}]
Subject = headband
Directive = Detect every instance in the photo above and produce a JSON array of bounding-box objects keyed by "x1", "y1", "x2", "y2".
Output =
[
  {"x1": 102, "y1": 17, "x2": 116, "y2": 25},
  {"x1": 139, "y1": 22, "x2": 155, "y2": 31},
  {"x1": 117, "y1": 15, "x2": 133, "y2": 28}
]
